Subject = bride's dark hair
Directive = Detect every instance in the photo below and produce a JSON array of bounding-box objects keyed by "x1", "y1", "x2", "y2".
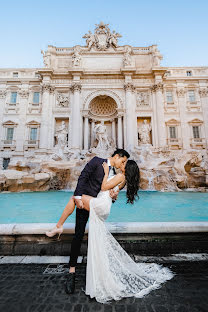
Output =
[{"x1": 125, "y1": 160, "x2": 140, "y2": 204}]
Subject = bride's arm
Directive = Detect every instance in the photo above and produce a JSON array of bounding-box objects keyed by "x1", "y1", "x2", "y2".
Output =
[
  {"x1": 118, "y1": 179, "x2": 126, "y2": 190},
  {"x1": 101, "y1": 163, "x2": 125, "y2": 191}
]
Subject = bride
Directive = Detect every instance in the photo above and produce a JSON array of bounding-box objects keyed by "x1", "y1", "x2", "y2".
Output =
[{"x1": 46, "y1": 159, "x2": 175, "y2": 304}]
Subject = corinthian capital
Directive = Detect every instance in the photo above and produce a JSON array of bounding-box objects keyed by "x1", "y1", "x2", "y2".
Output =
[
  {"x1": 42, "y1": 83, "x2": 55, "y2": 93},
  {"x1": 0, "y1": 90, "x2": 7, "y2": 98},
  {"x1": 70, "y1": 82, "x2": 82, "y2": 93},
  {"x1": 176, "y1": 88, "x2": 185, "y2": 97},
  {"x1": 124, "y1": 82, "x2": 135, "y2": 92},
  {"x1": 199, "y1": 88, "x2": 208, "y2": 97},
  {"x1": 151, "y1": 83, "x2": 163, "y2": 92}
]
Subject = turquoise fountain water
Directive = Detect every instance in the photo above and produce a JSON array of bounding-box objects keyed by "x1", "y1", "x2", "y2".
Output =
[{"x1": 0, "y1": 190, "x2": 208, "y2": 224}]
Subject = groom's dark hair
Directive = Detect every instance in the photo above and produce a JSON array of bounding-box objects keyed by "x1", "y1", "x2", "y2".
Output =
[{"x1": 111, "y1": 149, "x2": 130, "y2": 159}]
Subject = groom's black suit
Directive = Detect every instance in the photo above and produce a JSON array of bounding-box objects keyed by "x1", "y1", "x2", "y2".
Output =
[{"x1": 69, "y1": 156, "x2": 114, "y2": 267}]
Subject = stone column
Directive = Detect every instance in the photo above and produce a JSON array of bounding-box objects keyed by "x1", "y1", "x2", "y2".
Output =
[
  {"x1": 117, "y1": 115, "x2": 123, "y2": 148},
  {"x1": 84, "y1": 116, "x2": 89, "y2": 150},
  {"x1": 16, "y1": 88, "x2": 29, "y2": 152},
  {"x1": 177, "y1": 87, "x2": 189, "y2": 150},
  {"x1": 70, "y1": 82, "x2": 82, "y2": 150},
  {"x1": 124, "y1": 82, "x2": 136, "y2": 151},
  {"x1": 150, "y1": 90, "x2": 158, "y2": 148},
  {"x1": 151, "y1": 83, "x2": 166, "y2": 148},
  {"x1": 0, "y1": 90, "x2": 7, "y2": 147},
  {"x1": 39, "y1": 83, "x2": 53, "y2": 150},
  {"x1": 48, "y1": 89, "x2": 55, "y2": 150},
  {"x1": 199, "y1": 88, "x2": 208, "y2": 147},
  {"x1": 90, "y1": 120, "x2": 95, "y2": 148},
  {"x1": 111, "y1": 119, "x2": 116, "y2": 146}
]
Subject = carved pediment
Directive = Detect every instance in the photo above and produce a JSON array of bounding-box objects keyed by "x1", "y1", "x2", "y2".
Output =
[
  {"x1": 2, "y1": 120, "x2": 18, "y2": 126},
  {"x1": 26, "y1": 120, "x2": 40, "y2": 125},
  {"x1": 165, "y1": 119, "x2": 180, "y2": 125},
  {"x1": 188, "y1": 118, "x2": 203, "y2": 124}
]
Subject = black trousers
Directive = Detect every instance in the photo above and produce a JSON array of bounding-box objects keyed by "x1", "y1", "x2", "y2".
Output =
[{"x1": 68, "y1": 207, "x2": 89, "y2": 268}]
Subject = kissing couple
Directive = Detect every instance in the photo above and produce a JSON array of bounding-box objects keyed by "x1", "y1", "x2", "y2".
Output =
[{"x1": 46, "y1": 149, "x2": 175, "y2": 304}]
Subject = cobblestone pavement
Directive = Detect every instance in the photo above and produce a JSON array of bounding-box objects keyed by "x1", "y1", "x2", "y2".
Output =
[{"x1": 0, "y1": 261, "x2": 207, "y2": 312}]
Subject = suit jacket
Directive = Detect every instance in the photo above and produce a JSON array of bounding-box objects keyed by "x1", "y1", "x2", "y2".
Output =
[{"x1": 74, "y1": 156, "x2": 114, "y2": 198}]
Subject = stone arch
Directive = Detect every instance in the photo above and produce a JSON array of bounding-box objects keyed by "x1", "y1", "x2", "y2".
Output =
[{"x1": 83, "y1": 89, "x2": 123, "y2": 110}]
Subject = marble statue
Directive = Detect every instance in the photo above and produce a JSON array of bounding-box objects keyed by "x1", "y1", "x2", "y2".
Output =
[
  {"x1": 55, "y1": 121, "x2": 68, "y2": 148},
  {"x1": 83, "y1": 31, "x2": 96, "y2": 50},
  {"x1": 41, "y1": 50, "x2": 51, "y2": 68},
  {"x1": 72, "y1": 46, "x2": 81, "y2": 66},
  {"x1": 94, "y1": 122, "x2": 111, "y2": 150},
  {"x1": 138, "y1": 120, "x2": 152, "y2": 144},
  {"x1": 108, "y1": 30, "x2": 122, "y2": 48},
  {"x1": 123, "y1": 46, "x2": 132, "y2": 66}
]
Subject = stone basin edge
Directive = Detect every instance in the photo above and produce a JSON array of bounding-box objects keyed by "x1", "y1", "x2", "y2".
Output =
[{"x1": 0, "y1": 222, "x2": 208, "y2": 235}]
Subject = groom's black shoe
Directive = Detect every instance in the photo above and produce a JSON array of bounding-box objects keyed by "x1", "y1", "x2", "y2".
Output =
[{"x1": 65, "y1": 272, "x2": 75, "y2": 294}]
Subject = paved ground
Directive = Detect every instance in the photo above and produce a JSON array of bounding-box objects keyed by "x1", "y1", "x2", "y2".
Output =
[{"x1": 0, "y1": 260, "x2": 207, "y2": 312}]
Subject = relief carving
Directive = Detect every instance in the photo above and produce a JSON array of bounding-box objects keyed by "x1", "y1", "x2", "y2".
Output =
[{"x1": 57, "y1": 93, "x2": 69, "y2": 107}]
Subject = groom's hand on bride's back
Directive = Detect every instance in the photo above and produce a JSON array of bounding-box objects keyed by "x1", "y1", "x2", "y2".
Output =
[
  {"x1": 109, "y1": 189, "x2": 119, "y2": 203},
  {"x1": 74, "y1": 198, "x2": 84, "y2": 209}
]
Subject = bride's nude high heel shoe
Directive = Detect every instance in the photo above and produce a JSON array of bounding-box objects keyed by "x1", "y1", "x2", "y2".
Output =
[{"x1": 45, "y1": 225, "x2": 63, "y2": 239}]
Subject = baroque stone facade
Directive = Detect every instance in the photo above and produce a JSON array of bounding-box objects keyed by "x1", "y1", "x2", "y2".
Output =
[{"x1": 0, "y1": 22, "x2": 208, "y2": 169}]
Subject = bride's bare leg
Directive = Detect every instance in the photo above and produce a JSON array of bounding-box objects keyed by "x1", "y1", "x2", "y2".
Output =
[
  {"x1": 56, "y1": 196, "x2": 76, "y2": 228},
  {"x1": 81, "y1": 195, "x2": 93, "y2": 211},
  {"x1": 56, "y1": 194, "x2": 93, "y2": 229}
]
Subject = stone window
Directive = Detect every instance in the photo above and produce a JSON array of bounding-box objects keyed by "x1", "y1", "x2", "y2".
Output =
[
  {"x1": 186, "y1": 71, "x2": 192, "y2": 76},
  {"x1": 169, "y1": 126, "x2": 176, "y2": 139},
  {"x1": 188, "y1": 90, "x2": 196, "y2": 102},
  {"x1": 2, "y1": 120, "x2": 17, "y2": 148},
  {"x1": 192, "y1": 126, "x2": 200, "y2": 139},
  {"x1": 33, "y1": 92, "x2": 40, "y2": 104},
  {"x1": 6, "y1": 127, "x2": 14, "y2": 142},
  {"x1": 29, "y1": 127, "x2": 38, "y2": 142},
  {"x1": 10, "y1": 92, "x2": 17, "y2": 104},
  {"x1": 25, "y1": 121, "x2": 40, "y2": 148},
  {"x1": 166, "y1": 91, "x2": 173, "y2": 103},
  {"x1": 13, "y1": 72, "x2": 18, "y2": 78}
]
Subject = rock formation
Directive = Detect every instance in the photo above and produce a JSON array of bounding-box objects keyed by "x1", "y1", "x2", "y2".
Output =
[{"x1": 0, "y1": 150, "x2": 208, "y2": 192}]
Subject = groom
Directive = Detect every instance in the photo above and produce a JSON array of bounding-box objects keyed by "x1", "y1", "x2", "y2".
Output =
[{"x1": 65, "y1": 148, "x2": 130, "y2": 294}]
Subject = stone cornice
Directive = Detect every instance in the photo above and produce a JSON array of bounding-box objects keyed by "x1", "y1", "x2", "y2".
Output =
[
  {"x1": 37, "y1": 69, "x2": 53, "y2": 78},
  {"x1": 121, "y1": 67, "x2": 136, "y2": 75},
  {"x1": 68, "y1": 69, "x2": 83, "y2": 76},
  {"x1": 152, "y1": 68, "x2": 167, "y2": 77}
]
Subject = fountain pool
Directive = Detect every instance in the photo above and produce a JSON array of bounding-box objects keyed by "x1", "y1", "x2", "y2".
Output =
[{"x1": 0, "y1": 190, "x2": 208, "y2": 224}]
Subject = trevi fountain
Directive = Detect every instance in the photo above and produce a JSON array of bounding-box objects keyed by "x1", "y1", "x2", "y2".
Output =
[{"x1": 0, "y1": 22, "x2": 208, "y2": 193}]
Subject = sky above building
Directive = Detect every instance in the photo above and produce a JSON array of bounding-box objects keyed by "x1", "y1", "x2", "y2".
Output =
[{"x1": 0, "y1": 0, "x2": 207, "y2": 68}]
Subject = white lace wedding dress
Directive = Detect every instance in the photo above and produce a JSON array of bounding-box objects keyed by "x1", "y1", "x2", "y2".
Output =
[{"x1": 85, "y1": 175, "x2": 175, "y2": 304}]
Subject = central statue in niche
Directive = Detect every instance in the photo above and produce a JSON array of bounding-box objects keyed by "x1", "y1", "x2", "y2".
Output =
[{"x1": 94, "y1": 121, "x2": 111, "y2": 150}]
